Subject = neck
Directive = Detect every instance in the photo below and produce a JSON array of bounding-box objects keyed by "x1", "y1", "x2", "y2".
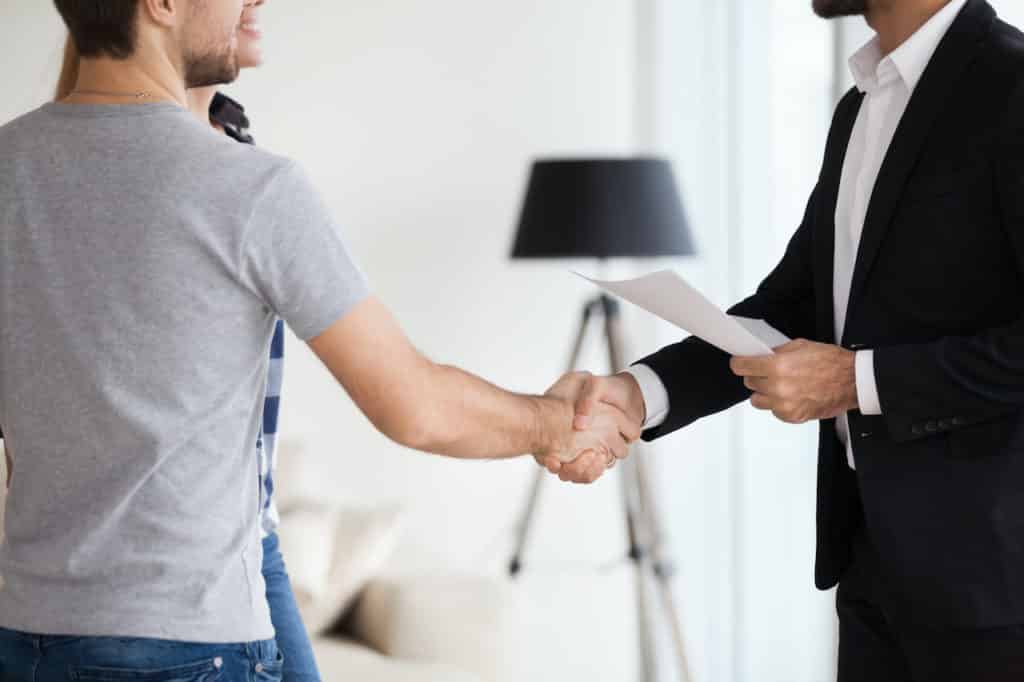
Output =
[
  {"x1": 66, "y1": 52, "x2": 186, "y2": 107},
  {"x1": 187, "y1": 86, "x2": 219, "y2": 126},
  {"x1": 866, "y1": 0, "x2": 952, "y2": 55}
]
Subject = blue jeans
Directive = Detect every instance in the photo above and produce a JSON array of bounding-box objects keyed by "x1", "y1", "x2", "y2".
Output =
[
  {"x1": 261, "y1": 533, "x2": 321, "y2": 682},
  {"x1": 0, "y1": 630, "x2": 283, "y2": 681}
]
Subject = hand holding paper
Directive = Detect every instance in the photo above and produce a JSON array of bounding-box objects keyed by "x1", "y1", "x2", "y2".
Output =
[{"x1": 575, "y1": 270, "x2": 858, "y2": 428}]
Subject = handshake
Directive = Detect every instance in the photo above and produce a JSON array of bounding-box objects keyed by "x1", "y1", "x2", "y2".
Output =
[{"x1": 533, "y1": 371, "x2": 647, "y2": 485}]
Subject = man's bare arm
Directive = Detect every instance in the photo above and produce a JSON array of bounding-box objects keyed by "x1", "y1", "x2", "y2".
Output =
[{"x1": 308, "y1": 296, "x2": 638, "y2": 464}]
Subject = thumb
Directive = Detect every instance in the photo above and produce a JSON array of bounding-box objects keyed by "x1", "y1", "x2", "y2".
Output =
[
  {"x1": 775, "y1": 339, "x2": 805, "y2": 353},
  {"x1": 573, "y1": 376, "x2": 601, "y2": 431}
]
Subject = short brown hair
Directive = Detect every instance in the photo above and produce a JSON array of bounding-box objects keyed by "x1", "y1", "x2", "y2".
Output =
[{"x1": 52, "y1": 1, "x2": 140, "y2": 58}]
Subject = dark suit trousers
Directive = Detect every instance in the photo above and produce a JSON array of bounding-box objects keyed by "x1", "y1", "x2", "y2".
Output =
[{"x1": 837, "y1": 490, "x2": 1024, "y2": 682}]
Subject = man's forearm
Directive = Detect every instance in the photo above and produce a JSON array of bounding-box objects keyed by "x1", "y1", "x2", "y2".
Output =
[{"x1": 407, "y1": 363, "x2": 570, "y2": 459}]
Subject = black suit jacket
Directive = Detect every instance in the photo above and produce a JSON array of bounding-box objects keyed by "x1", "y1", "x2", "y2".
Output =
[{"x1": 639, "y1": 0, "x2": 1024, "y2": 628}]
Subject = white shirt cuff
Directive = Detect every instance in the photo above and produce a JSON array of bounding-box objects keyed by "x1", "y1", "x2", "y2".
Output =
[
  {"x1": 855, "y1": 350, "x2": 883, "y2": 416},
  {"x1": 625, "y1": 364, "x2": 670, "y2": 430}
]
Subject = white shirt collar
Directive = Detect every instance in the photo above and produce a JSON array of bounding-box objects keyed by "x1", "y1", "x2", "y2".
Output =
[{"x1": 848, "y1": 0, "x2": 968, "y2": 95}]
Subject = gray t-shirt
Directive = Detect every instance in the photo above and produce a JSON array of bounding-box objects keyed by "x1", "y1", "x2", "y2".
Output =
[{"x1": 0, "y1": 102, "x2": 369, "y2": 642}]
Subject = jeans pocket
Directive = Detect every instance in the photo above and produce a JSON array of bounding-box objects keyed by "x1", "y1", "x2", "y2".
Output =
[
  {"x1": 68, "y1": 657, "x2": 224, "y2": 681},
  {"x1": 254, "y1": 649, "x2": 284, "y2": 682}
]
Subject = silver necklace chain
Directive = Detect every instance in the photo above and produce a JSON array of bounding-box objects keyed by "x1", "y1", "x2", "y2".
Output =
[{"x1": 68, "y1": 89, "x2": 155, "y2": 100}]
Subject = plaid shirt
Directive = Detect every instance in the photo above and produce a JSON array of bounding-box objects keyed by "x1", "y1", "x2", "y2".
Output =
[{"x1": 211, "y1": 93, "x2": 282, "y2": 538}]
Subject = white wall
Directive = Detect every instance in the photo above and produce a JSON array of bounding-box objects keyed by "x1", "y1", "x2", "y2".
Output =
[
  {"x1": 234, "y1": 3, "x2": 654, "y2": 681},
  {"x1": 227, "y1": 0, "x2": 640, "y2": 575},
  {"x1": 648, "y1": 2, "x2": 839, "y2": 681},
  {"x1": 994, "y1": 0, "x2": 1024, "y2": 27}
]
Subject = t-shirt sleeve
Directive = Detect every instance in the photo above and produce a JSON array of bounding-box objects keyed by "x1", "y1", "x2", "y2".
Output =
[{"x1": 240, "y1": 161, "x2": 370, "y2": 341}]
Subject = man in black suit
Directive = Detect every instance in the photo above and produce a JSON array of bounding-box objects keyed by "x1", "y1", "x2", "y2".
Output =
[{"x1": 566, "y1": 0, "x2": 1024, "y2": 679}]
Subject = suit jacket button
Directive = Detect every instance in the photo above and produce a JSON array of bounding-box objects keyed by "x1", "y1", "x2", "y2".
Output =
[{"x1": 912, "y1": 424, "x2": 924, "y2": 435}]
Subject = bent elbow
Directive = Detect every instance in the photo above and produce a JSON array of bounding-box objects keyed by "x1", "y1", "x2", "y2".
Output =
[{"x1": 380, "y1": 406, "x2": 447, "y2": 453}]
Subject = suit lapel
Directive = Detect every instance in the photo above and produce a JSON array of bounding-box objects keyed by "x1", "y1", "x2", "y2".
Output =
[
  {"x1": 841, "y1": 0, "x2": 996, "y2": 340},
  {"x1": 816, "y1": 91, "x2": 863, "y2": 346}
]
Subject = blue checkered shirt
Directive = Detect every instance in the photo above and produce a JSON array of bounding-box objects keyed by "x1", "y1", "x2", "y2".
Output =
[{"x1": 211, "y1": 92, "x2": 282, "y2": 538}]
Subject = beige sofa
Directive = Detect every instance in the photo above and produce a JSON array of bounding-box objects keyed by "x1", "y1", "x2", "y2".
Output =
[{"x1": 313, "y1": 575, "x2": 508, "y2": 682}]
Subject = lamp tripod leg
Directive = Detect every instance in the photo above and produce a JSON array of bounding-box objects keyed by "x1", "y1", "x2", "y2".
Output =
[
  {"x1": 605, "y1": 297, "x2": 692, "y2": 682},
  {"x1": 635, "y1": 450, "x2": 693, "y2": 682},
  {"x1": 507, "y1": 294, "x2": 693, "y2": 682},
  {"x1": 508, "y1": 299, "x2": 598, "y2": 578}
]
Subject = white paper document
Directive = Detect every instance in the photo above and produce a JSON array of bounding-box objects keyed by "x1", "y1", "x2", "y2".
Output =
[{"x1": 575, "y1": 270, "x2": 791, "y2": 357}]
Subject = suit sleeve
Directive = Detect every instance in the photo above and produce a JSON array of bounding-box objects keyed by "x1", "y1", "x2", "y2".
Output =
[
  {"x1": 639, "y1": 181, "x2": 820, "y2": 441},
  {"x1": 868, "y1": 79, "x2": 1024, "y2": 440},
  {"x1": 872, "y1": 79, "x2": 1024, "y2": 441}
]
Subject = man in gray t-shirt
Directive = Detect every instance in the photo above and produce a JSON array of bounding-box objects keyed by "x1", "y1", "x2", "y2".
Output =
[
  {"x1": 0, "y1": 100, "x2": 371, "y2": 642},
  {"x1": 0, "y1": 0, "x2": 639, "y2": 651}
]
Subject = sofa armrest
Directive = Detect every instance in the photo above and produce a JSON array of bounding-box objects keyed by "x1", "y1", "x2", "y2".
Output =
[{"x1": 347, "y1": 574, "x2": 510, "y2": 682}]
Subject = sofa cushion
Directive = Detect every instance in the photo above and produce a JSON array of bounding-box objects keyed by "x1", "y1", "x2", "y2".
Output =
[
  {"x1": 277, "y1": 502, "x2": 403, "y2": 636},
  {"x1": 312, "y1": 637, "x2": 482, "y2": 682}
]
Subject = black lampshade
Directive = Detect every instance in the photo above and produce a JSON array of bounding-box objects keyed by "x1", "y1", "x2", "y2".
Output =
[{"x1": 510, "y1": 158, "x2": 696, "y2": 260}]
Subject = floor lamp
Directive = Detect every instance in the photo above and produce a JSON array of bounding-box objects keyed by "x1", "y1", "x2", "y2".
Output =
[{"x1": 508, "y1": 159, "x2": 697, "y2": 682}]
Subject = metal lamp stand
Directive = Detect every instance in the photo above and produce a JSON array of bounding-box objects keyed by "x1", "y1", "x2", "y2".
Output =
[{"x1": 508, "y1": 293, "x2": 693, "y2": 682}]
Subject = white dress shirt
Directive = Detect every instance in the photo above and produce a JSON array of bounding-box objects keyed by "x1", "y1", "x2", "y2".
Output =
[{"x1": 627, "y1": 0, "x2": 967, "y2": 469}]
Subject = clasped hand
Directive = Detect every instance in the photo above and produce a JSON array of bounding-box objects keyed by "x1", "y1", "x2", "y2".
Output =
[
  {"x1": 534, "y1": 371, "x2": 646, "y2": 484},
  {"x1": 534, "y1": 339, "x2": 860, "y2": 484}
]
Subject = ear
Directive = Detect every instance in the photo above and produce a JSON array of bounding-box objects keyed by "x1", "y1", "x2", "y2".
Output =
[{"x1": 138, "y1": 0, "x2": 180, "y2": 31}]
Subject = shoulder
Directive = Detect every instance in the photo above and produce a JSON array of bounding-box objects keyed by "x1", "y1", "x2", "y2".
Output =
[
  {"x1": 205, "y1": 140, "x2": 298, "y2": 196},
  {"x1": 0, "y1": 106, "x2": 50, "y2": 146},
  {"x1": 987, "y1": 17, "x2": 1024, "y2": 60},
  {"x1": 972, "y1": 17, "x2": 1024, "y2": 86}
]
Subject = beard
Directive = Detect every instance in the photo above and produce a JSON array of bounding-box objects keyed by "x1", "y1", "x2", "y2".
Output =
[
  {"x1": 183, "y1": 40, "x2": 239, "y2": 88},
  {"x1": 181, "y1": 1, "x2": 241, "y2": 89},
  {"x1": 812, "y1": 0, "x2": 870, "y2": 18}
]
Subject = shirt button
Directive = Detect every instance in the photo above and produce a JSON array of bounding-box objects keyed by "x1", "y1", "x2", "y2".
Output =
[
  {"x1": 213, "y1": 658, "x2": 223, "y2": 669},
  {"x1": 255, "y1": 663, "x2": 264, "y2": 673}
]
